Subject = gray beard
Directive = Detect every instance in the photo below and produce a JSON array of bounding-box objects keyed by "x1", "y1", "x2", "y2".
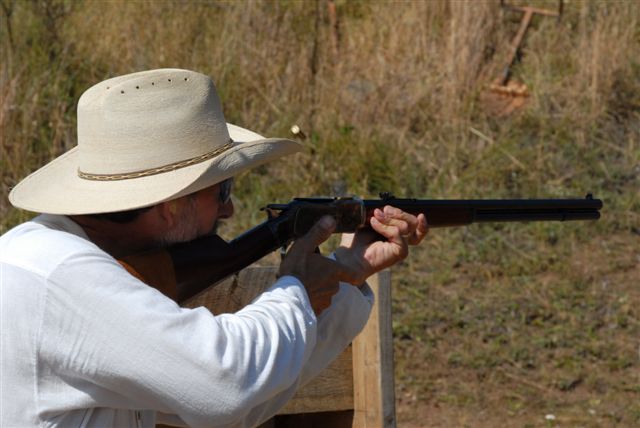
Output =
[{"x1": 158, "y1": 197, "x2": 207, "y2": 247}]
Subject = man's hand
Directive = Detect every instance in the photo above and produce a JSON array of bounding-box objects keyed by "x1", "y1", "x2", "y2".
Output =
[
  {"x1": 278, "y1": 216, "x2": 359, "y2": 316},
  {"x1": 334, "y1": 206, "x2": 428, "y2": 285}
]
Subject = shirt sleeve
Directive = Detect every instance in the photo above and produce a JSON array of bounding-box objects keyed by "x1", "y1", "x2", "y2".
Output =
[{"x1": 39, "y1": 248, "x2": 317, "y2": 428}]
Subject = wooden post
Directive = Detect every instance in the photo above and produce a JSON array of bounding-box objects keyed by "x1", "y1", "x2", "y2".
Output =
[{"x1": 352, "y1": 270, "x2": 396, "y2": 428}]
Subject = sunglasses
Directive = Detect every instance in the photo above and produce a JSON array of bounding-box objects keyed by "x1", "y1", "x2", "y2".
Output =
[{"x1": 218, "y1": 178, "x2": 233, "y2": 204}]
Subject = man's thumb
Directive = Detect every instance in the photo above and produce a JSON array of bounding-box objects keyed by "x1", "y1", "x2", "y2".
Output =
[{"x1": 298, "y1": 215, "x2": 336, "y2": 251}]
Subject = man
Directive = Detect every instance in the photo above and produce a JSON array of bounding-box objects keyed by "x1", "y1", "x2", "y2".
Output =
[{"x1": 0, "y1": 69, "x2": 427, "y2": 427}]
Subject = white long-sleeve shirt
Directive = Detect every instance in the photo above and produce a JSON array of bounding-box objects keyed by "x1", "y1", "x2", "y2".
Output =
[{"x1": 0, "y1": 214, "x2": 373, "y2": 427}]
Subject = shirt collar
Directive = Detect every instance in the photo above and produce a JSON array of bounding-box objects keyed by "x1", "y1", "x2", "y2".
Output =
[{"x1": 32, "y1": 214, "x2": 90, "y2": 241}]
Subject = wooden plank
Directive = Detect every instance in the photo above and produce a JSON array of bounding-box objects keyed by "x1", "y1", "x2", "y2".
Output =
[
  {"x1": 279, "y1": 346, "x2": 353, "y2": 414},
  {"x1": 183, "y1": 267, "x2": 277, "y2": 313},
  {"x1": 352, "y1": 271, "x2": 396, "y2": 428}
]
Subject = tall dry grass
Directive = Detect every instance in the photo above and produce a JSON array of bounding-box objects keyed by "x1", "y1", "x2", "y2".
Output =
[
  {"x1": 1, "y1": 1, "x2": 639, "y2": 425},
  {"x1": 2, "y1": 1, "x2": 638, "y2": 212}
]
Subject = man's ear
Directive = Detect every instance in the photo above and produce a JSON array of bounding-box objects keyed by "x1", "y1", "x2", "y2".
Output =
[{"x1": 156, "y1": 200, "x2": 178, "y2": 229}]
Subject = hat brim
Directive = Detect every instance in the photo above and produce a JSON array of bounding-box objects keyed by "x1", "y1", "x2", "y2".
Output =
[{"x1": 9, "y1": 124, "x2": 302, "y2": 215}]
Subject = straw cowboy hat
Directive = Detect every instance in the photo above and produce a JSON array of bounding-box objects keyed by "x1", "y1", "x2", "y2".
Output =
[{"x1": 9, "y1": 69, "x2": 301, "y2": 215}]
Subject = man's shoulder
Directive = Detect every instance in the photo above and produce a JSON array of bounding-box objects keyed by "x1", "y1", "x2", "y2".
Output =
[{"x1": 0, "y1": 214, "x2": 104, "y2": 277}]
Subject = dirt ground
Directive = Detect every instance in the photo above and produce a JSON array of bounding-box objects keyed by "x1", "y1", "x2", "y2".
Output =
[{"x1": 393, "y1": 232, "x2": 639, "y2": 427}]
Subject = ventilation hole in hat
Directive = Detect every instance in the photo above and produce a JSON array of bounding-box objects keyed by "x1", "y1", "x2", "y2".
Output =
[
  {"x1": 184, "y1": 77, "x2": 188, "y2": 81},
  {"x1": 168, "y1": 78, "x2": 172, "y2": 82},
  {"x1": 120, "y1": 90, "x2": 125, "y2": 94},
  {"x1": 151, "y1": 82, "x2": 155, "y2": 86},
  {"x1": 106, "y1": 86, "x2": 110, "y2": 90},
  {"x1": 136, "y1": 86, "x2": 139, "y2": 89}
]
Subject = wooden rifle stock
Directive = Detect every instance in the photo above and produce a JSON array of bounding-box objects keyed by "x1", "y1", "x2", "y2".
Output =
[{"x1": 119, "y1": 194, "x2": 602, "y2": 303}]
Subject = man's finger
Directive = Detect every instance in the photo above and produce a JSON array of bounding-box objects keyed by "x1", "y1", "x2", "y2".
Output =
[
  {"x1": 375, "y1": 206, "x2": 419, "y2": 236},
  {"x1": 408, "y1": 213, "x2": 428, "y2": 245},
  {"x1": 383, "y1": 205, "x2": 420, "y2": 229},
  {"x1": 290, "y1": 215, "x2": 336, "y2": 253},
  {"x1": 370, "y1": 216, "x2": 404, "y2": 246}
]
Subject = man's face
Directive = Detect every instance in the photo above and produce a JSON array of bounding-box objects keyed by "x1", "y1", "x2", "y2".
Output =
[{"x1": 160, "y1": 180, "x2": 234, "y2": 246}]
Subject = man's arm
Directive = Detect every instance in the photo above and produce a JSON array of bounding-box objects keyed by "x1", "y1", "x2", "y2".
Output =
[{"x1": 41, "y1": 249, "x2": 318, "y2": 428}]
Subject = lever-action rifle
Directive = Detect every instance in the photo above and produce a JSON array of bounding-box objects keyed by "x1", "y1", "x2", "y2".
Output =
[{"x1": 119, "y1": 194, "x2": 602, "y2": 303}]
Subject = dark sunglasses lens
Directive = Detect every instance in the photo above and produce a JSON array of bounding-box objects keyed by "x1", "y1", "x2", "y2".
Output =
[{"x1": 220, "y1": 179, "x2": 233, "y2": 203}]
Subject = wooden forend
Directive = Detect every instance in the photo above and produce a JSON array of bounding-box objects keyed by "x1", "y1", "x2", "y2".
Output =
[{"x1": 182, "y1": 267, "x2": 395, "y2": 428}]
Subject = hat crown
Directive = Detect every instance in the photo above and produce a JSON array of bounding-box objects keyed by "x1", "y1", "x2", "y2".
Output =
[
  {"x1": 9, "y1": 68, "x2": 301, "y2": 215},
  {"x1": 77, "y1": 69, "x2": 231, "y2": 176}
]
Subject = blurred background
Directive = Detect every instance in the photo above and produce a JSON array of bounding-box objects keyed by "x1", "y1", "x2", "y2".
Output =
[{"x1": 1, "y1": 0, "x2": 638, "y2": 426}]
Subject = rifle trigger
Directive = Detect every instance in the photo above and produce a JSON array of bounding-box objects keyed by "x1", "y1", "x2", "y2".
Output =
[{"x1": 280, "y1": 245, "x2": 287, "y2": 260}]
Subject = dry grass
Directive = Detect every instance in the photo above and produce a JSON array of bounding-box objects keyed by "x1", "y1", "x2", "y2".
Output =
[{"x1": 1, "y1": 0, "x2": 638, "y2": 425}]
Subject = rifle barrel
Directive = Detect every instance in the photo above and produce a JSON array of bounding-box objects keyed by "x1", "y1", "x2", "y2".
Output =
[{"x1": 363, "y1": 197, "x2": 602, "y2": 227}]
